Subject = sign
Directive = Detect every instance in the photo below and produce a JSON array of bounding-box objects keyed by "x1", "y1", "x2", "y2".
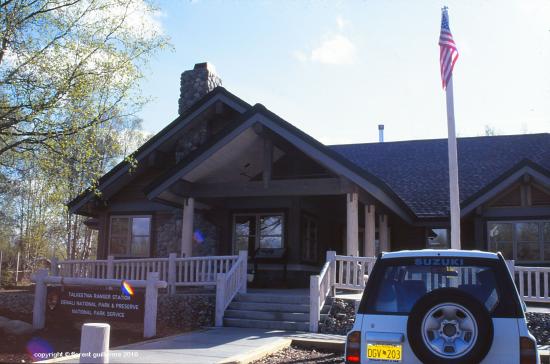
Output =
[{"x1": 46, "y1": 286, "x2": 144, "y2": 323}]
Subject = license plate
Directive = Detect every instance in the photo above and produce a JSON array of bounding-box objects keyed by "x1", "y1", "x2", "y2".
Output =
[{"x1": 366, "y1": 343, "x2": 402, "y2": 362}]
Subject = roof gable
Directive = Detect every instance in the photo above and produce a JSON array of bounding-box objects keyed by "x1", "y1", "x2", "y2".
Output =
[
  {"x1": 68, "y1": 87, "x2": 251, "y2": 214},
  {"x1": 144, "y1": 104, "x2": 415, "y2": 222},
  {"x1": 460, "y1": 159, "x2": 550, "y2": 215}
]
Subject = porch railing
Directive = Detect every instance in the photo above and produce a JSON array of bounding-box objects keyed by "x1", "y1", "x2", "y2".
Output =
[
  {"x1": 53, "y1": 254, "x2": 238, "y2": 294},
  {"x1": 333, "y1": 254, "x2": 376, "y2": 291},
  {"x1": 215, "y1": 250, "x2": 248, "y2": 326},
  {"x1": 309, "y1": 251, "x2": 335, "y2": 332},
  {"x1": 509, "y1": 264, "x2": 550, "y2": 303}
]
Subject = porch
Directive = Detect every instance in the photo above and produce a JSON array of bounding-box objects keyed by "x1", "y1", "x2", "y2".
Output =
[{"x1": 51, "y1": 252, "x2": 550, "y2": 333}]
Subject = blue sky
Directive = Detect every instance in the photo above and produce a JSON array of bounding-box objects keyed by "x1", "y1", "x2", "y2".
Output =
[{"x1": 138, "y1": 0, "x2": 550, "y2": 144}]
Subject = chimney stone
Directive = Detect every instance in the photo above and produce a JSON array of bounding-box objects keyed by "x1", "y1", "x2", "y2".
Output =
[{"x1": 178, "y1": 62, "x2": 222, "y2": 115}]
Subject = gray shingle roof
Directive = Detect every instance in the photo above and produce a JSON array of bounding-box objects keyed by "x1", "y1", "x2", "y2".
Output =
[{"x1": 330, "y1": 133, "x2": 550, "y2": 218}]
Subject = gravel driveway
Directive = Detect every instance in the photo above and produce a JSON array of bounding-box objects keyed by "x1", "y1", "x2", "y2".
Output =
[{"x1": 252, "y1": 346, "x2": 344, "y2": 364}]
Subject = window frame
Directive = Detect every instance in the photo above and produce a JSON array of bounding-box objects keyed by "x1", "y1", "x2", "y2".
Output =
[
  {"x1": 232, "y1": 212, "x2": 285, "y2": 254},
  {"x1": 108, "y1": 215, "x2": 152, "y2": 258},
  {"x1": 487, "y1": 220, "x2": 550, "y2": 263}
]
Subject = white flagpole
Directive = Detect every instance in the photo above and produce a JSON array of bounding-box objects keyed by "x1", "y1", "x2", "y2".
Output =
[{"x1": 445, "y1": 75, "x2": 461, "y2": 249}]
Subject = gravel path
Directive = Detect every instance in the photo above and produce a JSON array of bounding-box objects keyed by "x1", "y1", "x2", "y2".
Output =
[
  {"x1": 252, "y1": 346, "x2": 344, "y2": 364},
  {"x1": 319, "y1": 299, "x2": 355, "y2": 336},
  {"x1": 527, "y1": 312, "x2": 550, "y2": 345}
]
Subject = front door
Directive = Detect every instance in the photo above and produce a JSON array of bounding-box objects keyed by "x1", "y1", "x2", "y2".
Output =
[{"x1": 232, "y1": 213, "x2": 284, "y2": 256}]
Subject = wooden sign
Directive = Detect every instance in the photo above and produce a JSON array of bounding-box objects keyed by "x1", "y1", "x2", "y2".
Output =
[{"x1": 46, "y1": 286, "x2": 144, "y2": 323}]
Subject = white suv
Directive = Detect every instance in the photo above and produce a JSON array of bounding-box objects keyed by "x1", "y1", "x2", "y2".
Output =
[{"x1": 345, "y1": 250, "x2": 539, "y2": 364}]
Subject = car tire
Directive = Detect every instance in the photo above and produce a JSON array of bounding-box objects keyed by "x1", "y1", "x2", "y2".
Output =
[{"x1": 407, "y1": 288, "x2": 494, "y2": 364}]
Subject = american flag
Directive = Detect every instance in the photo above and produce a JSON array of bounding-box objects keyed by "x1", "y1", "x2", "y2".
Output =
[{"x1": 439, "y1": 7, "x2": 458, "y2": 89}]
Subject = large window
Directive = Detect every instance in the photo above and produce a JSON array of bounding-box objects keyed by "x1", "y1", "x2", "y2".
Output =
[
  {"x1": 109, "y1": 216, "x2": 151, "y2": 257},
  {"x1": 233, "y1": 213, "x2": 284, "y2": 254},
  {"x1": 488, "y1": 221, "x2": 550, "y2": 262}
]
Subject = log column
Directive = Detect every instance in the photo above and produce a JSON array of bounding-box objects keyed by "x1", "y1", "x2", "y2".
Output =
[
  {"x1": 379, "y1": 214, "x2": 389, "y2": 252},
  {"x1": 364, "y1": 205, "x2": 376, "y2": 257},
  {"x1": 181, "y1": 197, "x2": 194, "y2": 257},
  {"x1": 346, "y1": 193, "x2": 359, "y2": 256}
]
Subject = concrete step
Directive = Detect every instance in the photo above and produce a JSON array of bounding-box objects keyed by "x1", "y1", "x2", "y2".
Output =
[
  {"x1": 223, "y1": 318, "x2": 309, "y2": 332},
  {"x1": 235, "y1": 293, "x2": 309, "y2": 305},
  {"x1": 224, "y1": 309, "x2": 309, "y2": 322},
  {"x1": 228, "y1": 301, "x2": 310, "y2": 313}
]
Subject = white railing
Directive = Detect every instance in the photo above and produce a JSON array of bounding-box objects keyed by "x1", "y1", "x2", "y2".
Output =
[
  {"x1": 175, "y1": 255, "x2": 238, "y2": 287},
  {"x1": 57, "y1": 259, "x2": 109, "y2": 279},
  {"x1": 511, "y1": 265, "x2": 550, "y2": 303},
  {"x1": 334, "y1": 254, "x2": 376, "y2": 291},
  {"x1": 53, "y1": 254, "x2": 238, "y2": 294},
  {"x1": 309, "y1": 251, "x2": 336, "y2": 332},
  {"x1": 112, "y1": 258, "x2": 169, "y2": 281},
  {"x1": 215, "y1": 251, "x2": 248, "y2": 326},
  {"x1": 309, "y1": 251, "x2": 376, "y2": 332}
]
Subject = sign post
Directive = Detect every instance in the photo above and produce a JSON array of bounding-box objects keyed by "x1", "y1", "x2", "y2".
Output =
[
  {"x1": 144, "y1": 272, "x2": 160, "y2": 338},
  {"x1": 33, "y1": 269, "x2": 48, "y2": 329},
  {"x1": 0, "y1": 250, "x2": 3, "y2": 287},
  {"x1": 15, "y1": 251, "x2": 20, "y2": 285}
]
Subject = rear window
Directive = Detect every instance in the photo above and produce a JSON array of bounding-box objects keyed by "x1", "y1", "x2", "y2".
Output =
[{"x1": 359, "y1": 256, "x2": 522, "y2": 318}]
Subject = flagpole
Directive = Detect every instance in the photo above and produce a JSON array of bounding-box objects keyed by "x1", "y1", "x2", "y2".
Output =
[{"x1": 445, "y1": 75, "x2": 461, "y2": 249}]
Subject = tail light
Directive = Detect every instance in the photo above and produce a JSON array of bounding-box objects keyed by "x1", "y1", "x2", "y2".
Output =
[
  {"x1": 346, "y1": 331, "x2": 361, "y2": 363},
  {"x1": 520, "y1": 336, "x2": 537, "y2": 364}
]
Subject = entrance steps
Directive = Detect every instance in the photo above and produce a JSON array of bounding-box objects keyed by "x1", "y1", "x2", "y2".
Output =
[{"x1": 223, "y1": 292, "x2": 330, "y2": 332}]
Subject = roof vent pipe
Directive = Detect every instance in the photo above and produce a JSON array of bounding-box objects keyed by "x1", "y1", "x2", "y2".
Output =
[{"x1": 378, "y1": 124, "x2": 384, "y2": 143}]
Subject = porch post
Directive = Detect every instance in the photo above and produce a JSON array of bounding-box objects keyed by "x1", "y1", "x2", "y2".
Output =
[
  {"x1": 379, "y1": 214, "x2": 389, "y2": 252},
  {"x1": 346, "y1": 193, "x2": 359, "y2": 256},
  {"x1": 181, "y1": 197, "x2": 194, "y2": 258},
  {"x1": 364, "y1": 205, "x2": 376, "y2": 257}
]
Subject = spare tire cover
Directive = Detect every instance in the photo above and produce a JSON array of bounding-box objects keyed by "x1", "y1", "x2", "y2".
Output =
[{"x1": 407, "y1": 288, "x2": 494, "y2": 364}]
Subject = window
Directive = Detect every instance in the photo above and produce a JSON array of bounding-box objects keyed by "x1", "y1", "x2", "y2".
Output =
[
  {"x1": 232, "y1": 213, "x2": 284, "y2": 253},
  {"x1": 488, "y1": 221, "x2": 550, "y2": 262},
  {"x1": 301, "y1": 215, "x2": 318, "y2": 262},
  {"x1": 370, "y1": 263, "x2": 500, "y2": 314},
  {"x1": 517, "y1": 222, "x2": 539, "y2": 261},
  {"x1": 427, "y1": 228, "x2": 449, "y2": 249},
  {"x1": 488, "y1": 223, "x2": 513, "y2": 259},
  {"x1": 109, "y1": 216, "x2": 151, "y2": 257},
  {"x1": 234, "y1": 215, "x2": 256, "y2": 254}
]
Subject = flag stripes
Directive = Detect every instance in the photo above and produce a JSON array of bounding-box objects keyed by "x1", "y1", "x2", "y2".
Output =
[{"x1": 439, "y1": 8, "x2": 458, "y2": 89}]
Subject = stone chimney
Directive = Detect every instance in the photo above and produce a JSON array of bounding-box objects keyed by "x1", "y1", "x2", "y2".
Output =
[{"x1": 178, "y1": 62, "x2": 222, "y2": 115}]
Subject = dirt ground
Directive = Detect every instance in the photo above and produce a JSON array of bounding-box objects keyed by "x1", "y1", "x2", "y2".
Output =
[{"x1": 0, "y1": 307, "x2": 184, "y2": 363}]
